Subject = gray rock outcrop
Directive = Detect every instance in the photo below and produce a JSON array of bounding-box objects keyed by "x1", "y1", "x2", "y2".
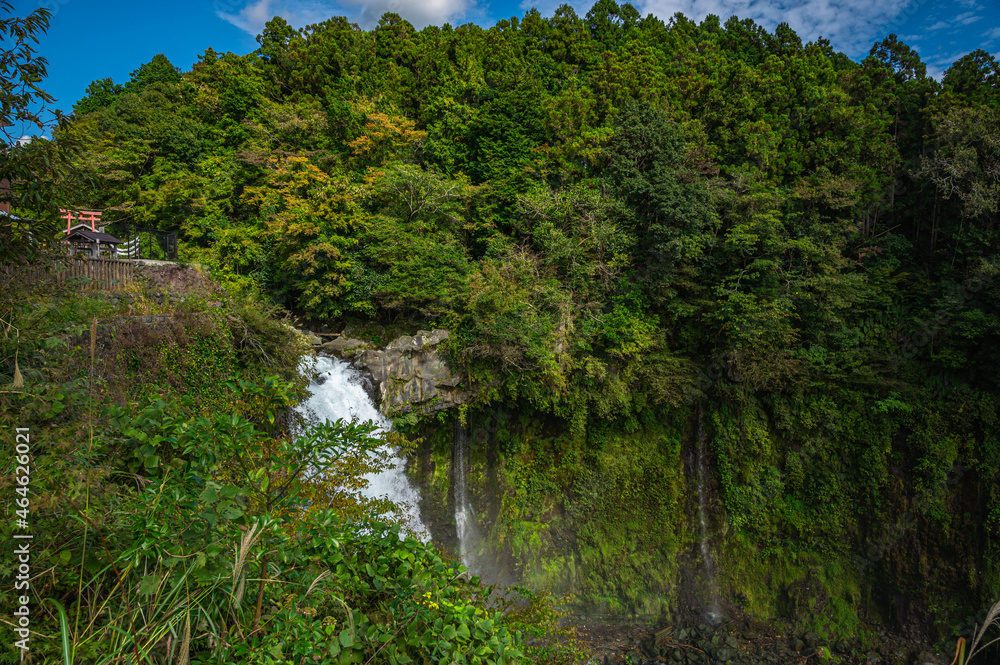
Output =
[{"x1": 321, "y1": 329, "x2": 469, "y2": 415}]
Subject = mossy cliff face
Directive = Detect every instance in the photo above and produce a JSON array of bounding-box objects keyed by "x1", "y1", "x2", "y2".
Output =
[
  {"x1": 410, "y1": 407, "x2": 690, "y2": 616},
  {"x1": 407, "y1": 393, "x2": 1000, "y2": 645},
  {"x1": 336, "y1": 327, "x2": 998, "y2": 645}
]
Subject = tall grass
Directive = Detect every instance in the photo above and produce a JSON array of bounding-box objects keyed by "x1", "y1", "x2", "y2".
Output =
[{"x1": 955, "y1": 598, "x2": 1000, "y2": 664}]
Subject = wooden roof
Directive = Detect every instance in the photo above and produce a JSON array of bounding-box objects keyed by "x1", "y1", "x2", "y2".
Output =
[{"x1": 66, "y1": 228, "x2": 122, "y2": 244}]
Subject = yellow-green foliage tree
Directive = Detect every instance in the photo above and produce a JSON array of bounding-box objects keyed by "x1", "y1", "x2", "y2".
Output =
[{"x1": 242, "y1": 155, "x2": 369, "y2": 317}]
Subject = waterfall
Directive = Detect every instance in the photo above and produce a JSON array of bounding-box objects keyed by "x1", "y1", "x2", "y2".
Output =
[
  {"x1": 298, "y1": 355, "x2": 430, "y2": 541},
  {"x1": 695, "y1": 407, "x2": 721, "y2": 622},
  {"x1": 453, "y1": 420, "x2": 480, "y2": 569}
]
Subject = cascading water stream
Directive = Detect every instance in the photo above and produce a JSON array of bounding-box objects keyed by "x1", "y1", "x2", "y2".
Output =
[
  {"x1": 453, "y1": 421, "x2": 480, "y2": 569},
  {"x1": 695, "y1": 408, "x2": 721, "y2": 622},
  {"x1": 298, "y1": 355, "x2": 429, "y2": 541}
]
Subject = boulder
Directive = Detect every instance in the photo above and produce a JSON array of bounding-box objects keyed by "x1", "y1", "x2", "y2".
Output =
[
  {"x1": 323, "y1": 329, "x2": 470, "y2": 416},
  {"x1": 321, "y1": 336, "x2": 368, "y2": 354}
]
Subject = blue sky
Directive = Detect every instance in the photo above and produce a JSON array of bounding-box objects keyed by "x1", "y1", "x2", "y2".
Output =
[{"x1": 10, "y1": 0, "x2": 1000, "y2": 132}]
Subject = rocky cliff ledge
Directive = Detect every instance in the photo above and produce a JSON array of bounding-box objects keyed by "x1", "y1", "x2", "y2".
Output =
[{"x1": 320, "y1": 329, "x2": 470, "y2": 416}]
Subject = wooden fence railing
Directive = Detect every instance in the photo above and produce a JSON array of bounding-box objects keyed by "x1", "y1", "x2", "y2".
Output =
[
  {"x1": 1, "y1": 256, "x2": 135, "y2": 292},
  {"x1": 72, "y1": 258, "x2": 135, "y2": 291}
]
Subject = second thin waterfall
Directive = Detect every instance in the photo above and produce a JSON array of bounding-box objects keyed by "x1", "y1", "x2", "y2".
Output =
[
  {"x1": 695, "y1": 407, "x2": 721, "y2": 622},
  {"x1": 454, "y1": 420, "x2": 480, "y2": 569}
]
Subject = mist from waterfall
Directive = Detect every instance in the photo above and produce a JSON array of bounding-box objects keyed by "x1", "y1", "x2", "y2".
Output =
[{"x1": 298, "y1": 354, "x2": 430, "y2": 542}]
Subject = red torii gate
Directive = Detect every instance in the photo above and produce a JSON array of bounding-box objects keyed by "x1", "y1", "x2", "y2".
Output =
[{"x1": 61, "y1": 208, "x2": 103, "y2": 234}]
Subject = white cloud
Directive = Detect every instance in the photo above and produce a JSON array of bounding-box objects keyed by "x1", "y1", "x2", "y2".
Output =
[
  {"x1": 518, "y1": 0, "x2": 594, "y2": 16},
  {"x1": 984, "y1": 26, "x2": 1000, "y2": 40},
  {"x1": 634, "y1": 0, "x2": 921, "y2": 56},
  {"x1": 950, "y1": 11, "x2": 982, "y2": 25},
  {"x1": 339, "y1": 0, "x2": 473, "y2": 27},
  {"x1": 216, "y1": 0, "x2": 335, "y2": 35},
  {"x1": 216, "y1": 0, "x2": 474, "y2": 35},
  {"x1": 924, "y1": 63, "x2": 946, "y2": 79},
  {"x1": 924, "y1": 49, "x2": 973, "y2": 80}
]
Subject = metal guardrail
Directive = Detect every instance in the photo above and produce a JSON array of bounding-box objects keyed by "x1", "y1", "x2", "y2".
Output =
[{"x1": 106, "y1": 224, "x2": 178, "y2": 260}]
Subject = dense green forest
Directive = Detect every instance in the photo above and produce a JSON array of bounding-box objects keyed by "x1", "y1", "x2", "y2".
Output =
[{"x1": 3, "y1": 0, "x2": 1000, "y2": 662}]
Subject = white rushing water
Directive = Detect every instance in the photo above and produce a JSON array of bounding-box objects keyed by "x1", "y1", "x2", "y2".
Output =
[
  {"x1": 298, "y1": 355, "x2": 430, "y2": 542},
  {"x1": 454, "y1": 421, "x2": 481, "y2": 568}
]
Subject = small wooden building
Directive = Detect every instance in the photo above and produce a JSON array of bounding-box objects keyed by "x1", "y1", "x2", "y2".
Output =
[{"x1": 65, "y1": 227, "x2": 122, "y2": 258}]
